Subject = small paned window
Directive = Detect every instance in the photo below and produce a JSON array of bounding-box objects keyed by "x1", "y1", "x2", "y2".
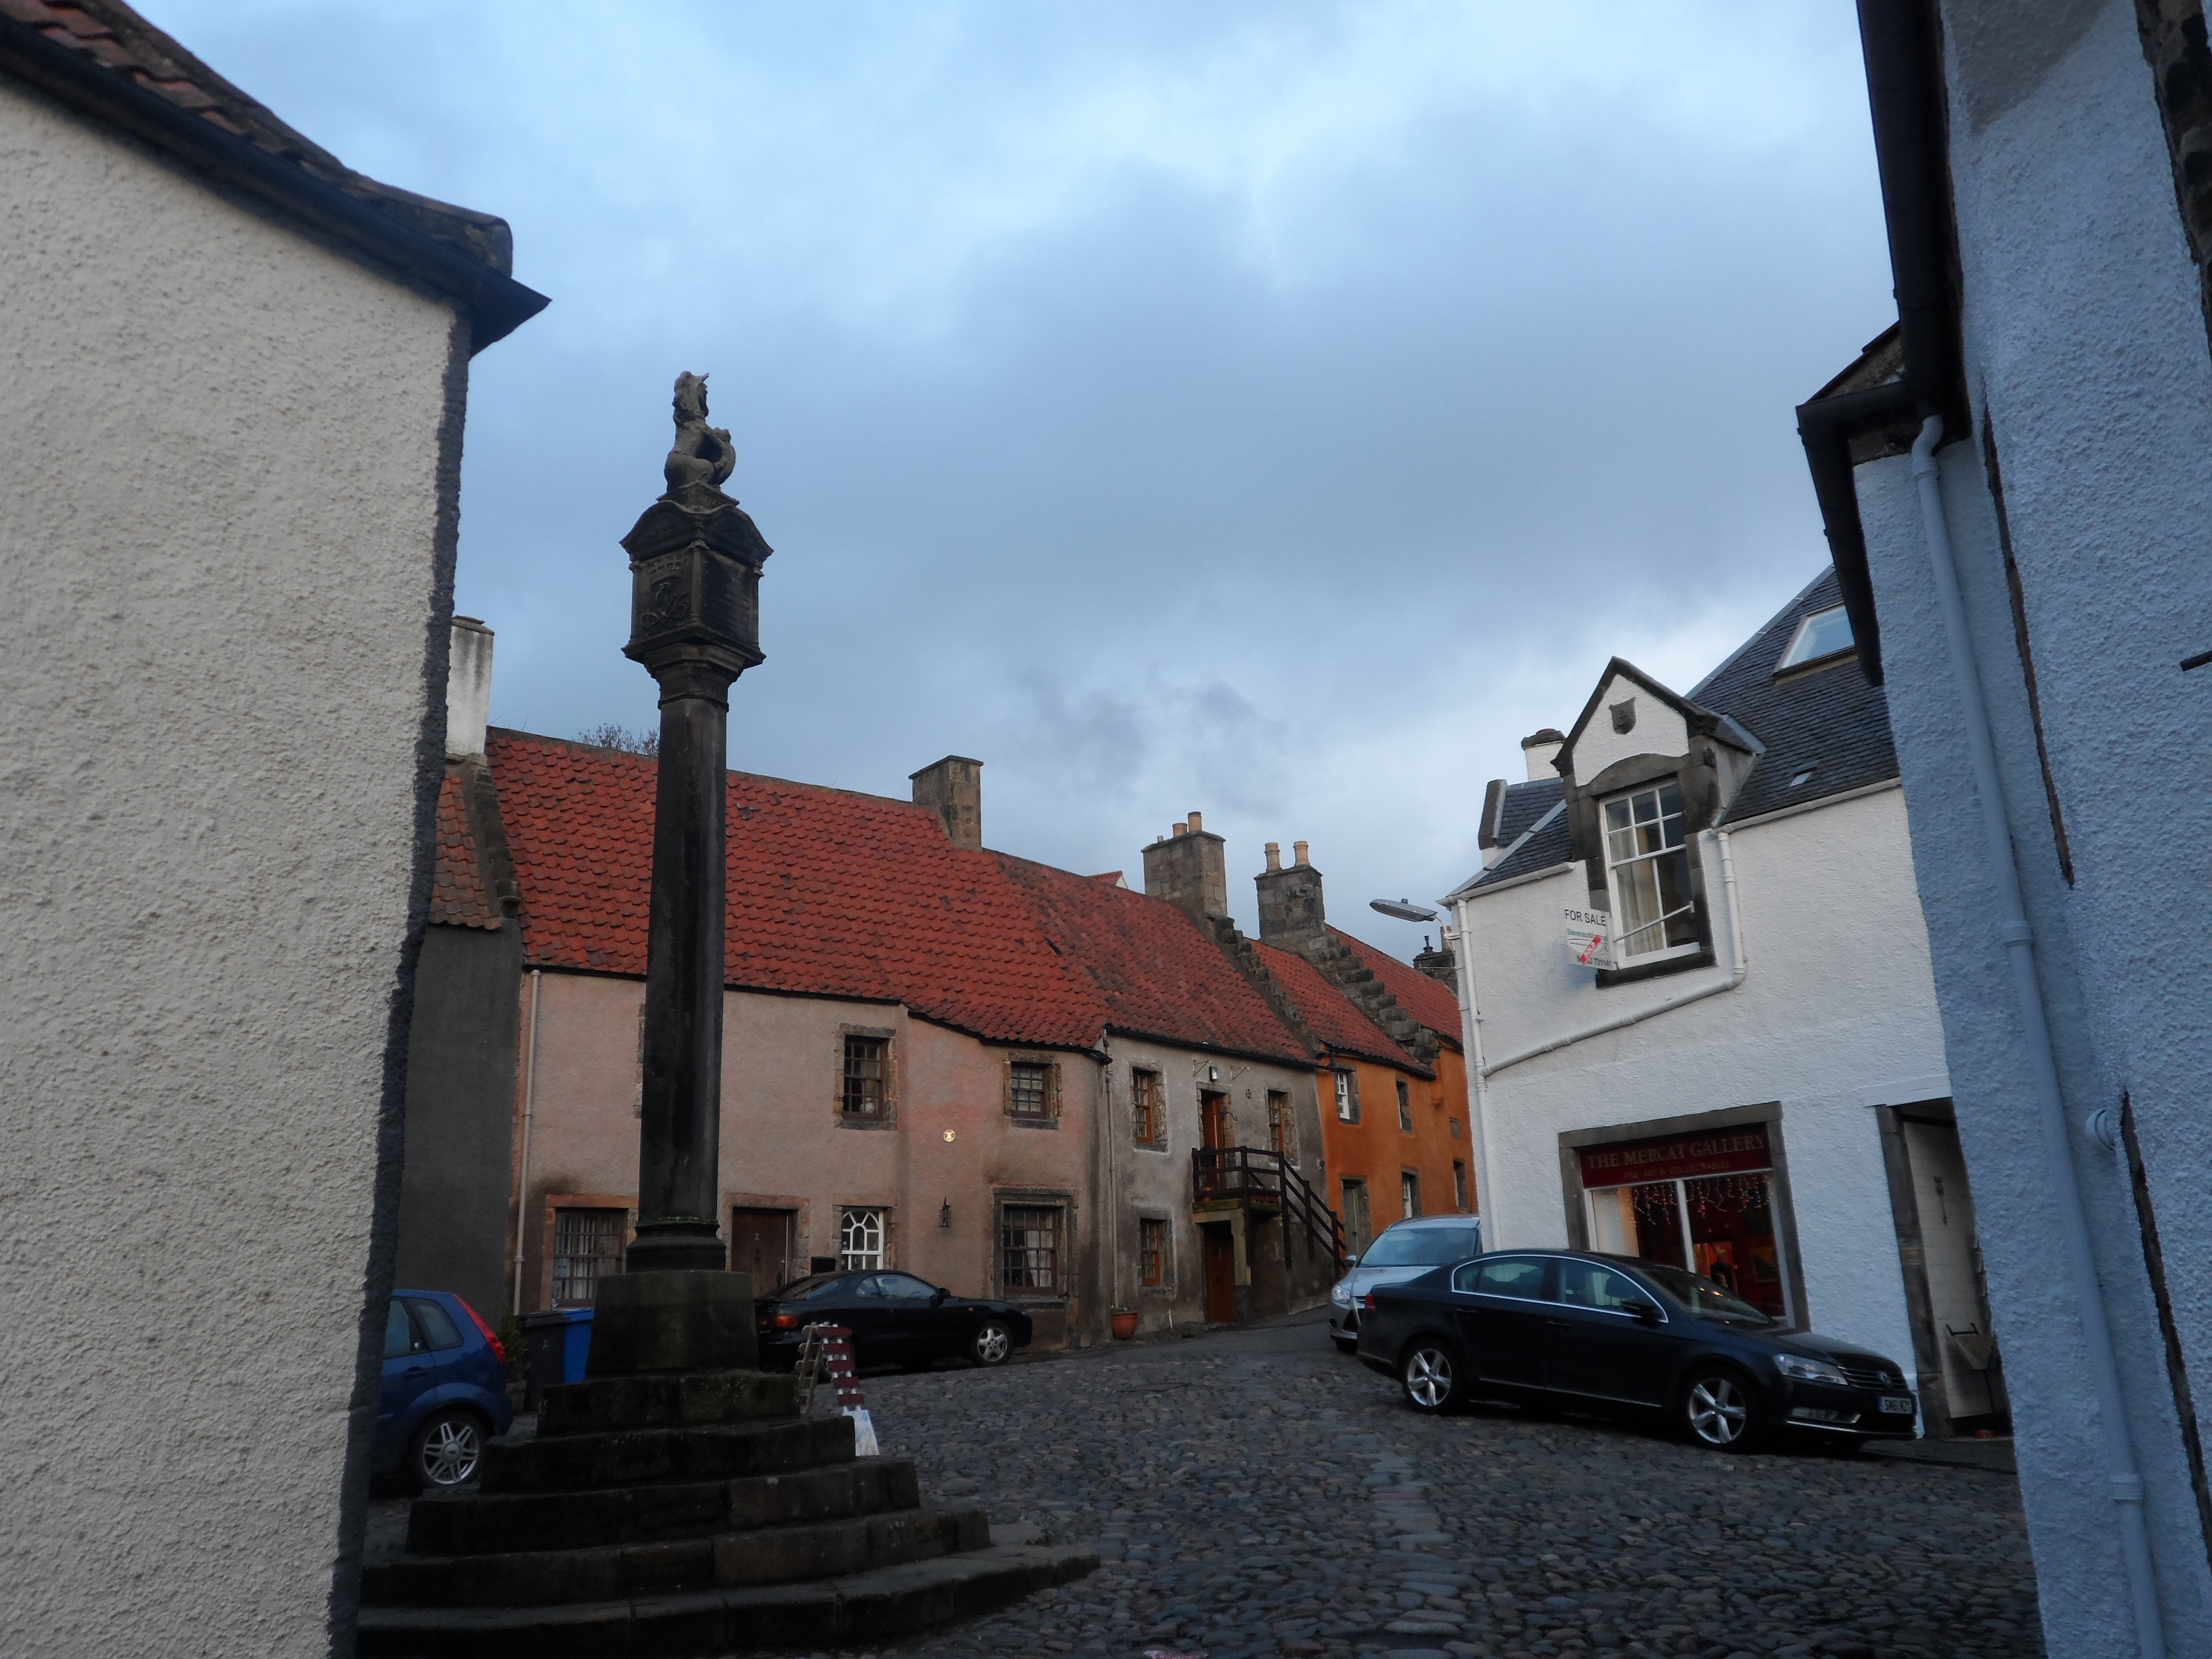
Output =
[
  {"x1": 1139, "y1": 1217, "x2": 1167, "y2": 1288},
  {"x1": 1776, "y1": 604, "x2": 1854, "y2": 671},
  {"x1": 1001, "y1": 1205, "x2": 1062, "y2": 1295},
  {"x1": 1401, "y1": 1171, "x2": 1420, "y2": 1219},
  {"x1": 1267, "y1": 1090, "x2": 1291, "y2": 1157},
  {"x1": 1453, "y1": 1160, "x2": 1470, "y2": 1211},
  {"x1": 1396, "y1": 1078, "x2": 1413, "y2": 1133},
  {"x1": 1449, "y1": 1116, "x2": 1462, "y2": 1140},
  {"x1": 1602, "y1": 780, "x2": 1699, "y2": 964},
  {"x1": 1009, "y1": 1061, "x2": 1055, "y2": 1120},
  {"x1": 552, "y1": 1207, "x2": 627, "y2": 1306},
  {"x1": 1334, "y1": 1070, "x2": 1358, "y2": 1124},
  {"x1": 839, "y1": 1206, "x2": 886, "y2": 1271},
  {"x1": 842, "y1": 1035, "x2": 888, "y2": 1117},
  {"x1": 1130, "y1": 1069, "x2": 1164, "y2": 1144}
]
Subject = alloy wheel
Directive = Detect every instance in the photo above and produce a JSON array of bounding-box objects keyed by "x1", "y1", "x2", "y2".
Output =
[
  {"x1": 973, "y1": 1322, "x2": 1012, "y2": 1366},
  {"x1": 1685, "y1": 1374, "x2": 1751, "y2": 1448},
  {"x1": 1404, "y1": 1344, "x2": 1455, "y2": 1411},
  {"x1": 417, "y1": 1415, "x2": 483, "y2": 1487}
]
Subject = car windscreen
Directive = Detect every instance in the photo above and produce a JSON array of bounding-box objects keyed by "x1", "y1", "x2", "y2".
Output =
[
  {"x1": 1359, "y1": 1225, "x2": 1480, "y2": 1268},
  {"x1": 1637, "y1": 1262, "x2": 1775, "y2": 1323},
  {"x1": 770, "y1": 1273, "x2": 850, "y2": 1300}
]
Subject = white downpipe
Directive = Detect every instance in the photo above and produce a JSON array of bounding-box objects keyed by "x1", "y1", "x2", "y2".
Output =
[
  {"x1": 1908, "y1": 416, "x2": 2164, "y2": 1659},
  {"x1": 1478, "y1": 826, "x2": 1748, "y2": 1081},
  {"x1": 1446, "y1": 911, "x2": 1503, "y2": 1250},
  {"x1": 510, "y1": 967, "x2": 543, "y2": 1316}
]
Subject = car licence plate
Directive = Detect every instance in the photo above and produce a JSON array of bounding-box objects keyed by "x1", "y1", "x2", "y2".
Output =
[{"x1": 1879, "y1": 1395, "x2": 1916, "y2": 1415}]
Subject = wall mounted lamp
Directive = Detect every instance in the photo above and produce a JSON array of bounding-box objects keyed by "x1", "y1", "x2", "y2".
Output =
[{"x1": 939, "y1": 1199, "x2": 952, "y2": 1229}]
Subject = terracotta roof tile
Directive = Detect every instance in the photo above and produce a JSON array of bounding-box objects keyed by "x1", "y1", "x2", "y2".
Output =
[
  {"x1": 1250, "y1": 941, "x2": 1407, "y2": 1069},
  {"x1": 429, "y1": 772, "x2": 498, "y2": 931},
  {"x1": 1328, "y1": 927, "x2": 1462, "y2": 1047}
]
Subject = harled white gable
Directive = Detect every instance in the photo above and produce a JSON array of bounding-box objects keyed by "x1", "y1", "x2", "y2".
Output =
[{"x1": 1566, "y1": 672, "x2": 1690, "y2": 783}]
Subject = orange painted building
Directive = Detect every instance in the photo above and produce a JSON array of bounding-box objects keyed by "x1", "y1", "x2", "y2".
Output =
[{"x1": 1250, "y1": 845, "x2": 1473, "y2": 1254}]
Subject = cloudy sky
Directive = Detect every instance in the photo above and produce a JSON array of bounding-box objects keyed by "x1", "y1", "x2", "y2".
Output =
[{"x1": 149, "y1": 1, "x2": 1894, "y2": 957}]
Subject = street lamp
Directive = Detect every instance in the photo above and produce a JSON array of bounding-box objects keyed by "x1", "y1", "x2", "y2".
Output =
[{"x1": 1370, "y1": 898, "x2": 1438, "y2": 922}]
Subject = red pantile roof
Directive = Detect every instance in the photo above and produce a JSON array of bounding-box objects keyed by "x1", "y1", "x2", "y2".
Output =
[
  {"x1": 1251, "y1": 941, "x2": 1409, "y2": 1070},
  {"x1": 993, "y1": 855, "x2": 1311, "y2": 1064},
  {"x1": 1329, "y1": 928, "x2": 1463, "y2": 1049},
  {"x1": 430, "y1": 773, "x2": 499, "y2": 931}
]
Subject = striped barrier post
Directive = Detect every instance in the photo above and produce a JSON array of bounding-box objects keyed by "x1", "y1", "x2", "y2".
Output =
[{"x1": 802, "y1": 1323, "x2": 877, "y2": 1455}]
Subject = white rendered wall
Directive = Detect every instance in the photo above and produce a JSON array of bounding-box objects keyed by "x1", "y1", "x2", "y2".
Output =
[
  {"x1": 1456, "y1": 787, "x2": 1947, "y2": 1391},
  {"x1": 0, "y1": 82, "x2": 463, "y2": 1657},
  {"x1": 1564, "y1": 674, "x2": 1690, "y2": 783}
]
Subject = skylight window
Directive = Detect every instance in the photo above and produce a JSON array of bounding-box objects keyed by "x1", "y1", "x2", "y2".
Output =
[{"x1": 1777, "y1": 605, "x2": 1855, "y2": 671}]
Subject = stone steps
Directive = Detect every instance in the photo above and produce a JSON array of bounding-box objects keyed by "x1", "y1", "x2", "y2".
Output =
[
  {"x1": 478, "y1": 1415, "x2": 853, "y2": 1495},
  {"x1": 367, "y1": 1504, "x2": 990, "y2": 1607},
  {"x1": 407, "y1": 1457, "x2": 921, "y2": 1557},
  {"x1": 356, "y1": 1541, "x2": 1100, "y2": 1658}
]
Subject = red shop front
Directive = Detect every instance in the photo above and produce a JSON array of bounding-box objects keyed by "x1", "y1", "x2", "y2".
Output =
[{"x1": 1578, "y1": 1125, "x2": 1791, "y2": 1319}]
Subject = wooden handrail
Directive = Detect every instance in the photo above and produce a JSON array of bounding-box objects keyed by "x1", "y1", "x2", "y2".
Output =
[{"x1": 1193, "y1": 1145, "x2": 1346, "y2": 1274}]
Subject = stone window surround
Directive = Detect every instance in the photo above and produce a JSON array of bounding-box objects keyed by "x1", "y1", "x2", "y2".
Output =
[
  {"x1": 1129, "y1": 1066, "x2": 1166, "y2": 1151},
  {"x1": 1563, "y1": 751, "x2": 1719, "y2": 990},
  {"x1": 992, "y1": 1185, "x2": 1073, "y2": 1305},
  {"x1": 1332, "y1": 1066, "x2": 1359, "y2": 1125},
  {"x1": 1137, "y1": 1213, "x2": 1174, "y2": 1293},
  {"x1": 1554, "y1": 1101, "x2": 1812, "y2": 1332},
  {"x1": 536, "y1": 1190, "x2": 635, "y2": 1311},
  {"x1": 1002, "y1": 1052, "x2": 1062, "y2": 1129},
  {"x1": 835, "y1": 1023, "x2": 898, "y2": 1129}
]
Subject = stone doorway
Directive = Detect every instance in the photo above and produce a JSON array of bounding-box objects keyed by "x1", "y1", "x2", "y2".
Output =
[
  {"x1": 729, "y1": 1206, "x2": 796, "y2": 1292},
  {"x1": 1202, "y1": 1224, "x2": 1237, "y2": 1323}
]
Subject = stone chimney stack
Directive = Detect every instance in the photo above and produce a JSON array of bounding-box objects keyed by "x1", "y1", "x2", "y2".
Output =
[
  {"x1": 1520, "y1": 727, "x2": 1566, "y2": 781},
  {"x1": 445, "y1": 616, "x2": 493, "y2": 760},
  {"x1": 910, "y1": 756, "x2": 983, "y2": 851},
  {"x1": 1255, "y1": 837, "x2": 1328, "y2": 957},
  {"x1": 1142, "y1": 810, "x2": 1228, "y2": 920}
]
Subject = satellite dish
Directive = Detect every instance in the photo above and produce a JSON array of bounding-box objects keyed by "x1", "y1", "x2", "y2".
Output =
[{"x1": 1370, "y1": 898, "x2": 1437, "y2": 922}]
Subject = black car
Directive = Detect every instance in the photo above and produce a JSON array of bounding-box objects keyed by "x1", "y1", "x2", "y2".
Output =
[
  {"x1": 754, "y1": 1270, "x2": 1032, "y2": 1371},
  {"x1": 1355, "y1": 1249, "x2": 1918, "y2": 1452}
]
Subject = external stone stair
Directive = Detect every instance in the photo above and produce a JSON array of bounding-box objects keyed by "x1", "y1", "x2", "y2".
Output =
[{"x1": 358, "y1": 1363, "x2": 1095, "y2": 1657}]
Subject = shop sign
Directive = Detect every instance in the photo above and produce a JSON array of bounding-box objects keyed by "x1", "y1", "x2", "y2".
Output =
[
  {"x1": 1578, "y1": 1124, "x2": 1771, "y2": 1189},
  {"x1": 1564, "y1": 906, "x2": 1613, "y2": 969}
]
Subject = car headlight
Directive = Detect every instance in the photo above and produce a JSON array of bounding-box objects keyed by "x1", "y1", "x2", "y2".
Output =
[
  {"x1": 1331, "y1": 1283, "x2": 1353, "y2": 1307},
  {"x1": 1773, "y1": 1353, "x2": 1849, "y2": 1386}
]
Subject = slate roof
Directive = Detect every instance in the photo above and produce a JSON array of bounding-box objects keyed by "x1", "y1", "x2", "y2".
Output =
[
  {"x1": 1250, "y1": 941, "x2": 1411, "y2": 1070},
  {"x1": 1452, "y1": 780, "x2": 1570, "y2": 896},
  {"x1": 430, "y1": 773, "x2": 499, "y2": 931},
  {"x1": 993, "y1": 855, "x2": 1311, "y2": 1064},
  {"x1": 1327, "y1": 928, "x2": 1463, "y2": 1050},
  {"x1": 0, "y1": 0, "x2": 545, "y2": 349},
  {"x1": 1692, "y1": 566, "x2": 1899, "y2": 825}
]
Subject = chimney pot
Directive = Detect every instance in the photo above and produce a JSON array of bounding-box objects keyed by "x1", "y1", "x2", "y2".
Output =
[
  {"x1": 1187, "y1": 810, "x2": 1203, "y2": 833},
  {"x1": 1293, "y1": 840, "x2": 1310, "y2": 866},
  {"x1": 1520, "y1": 727, "x2": 1567, "y2": 782},
  {"x1": 1264, "y1": 841, "x2": 1281, "y2": 872},
  {"x1": 909, "y1": 755, "x2": 983, "y2": 850},
  {"x1": 445, "y1": 617, "x2": 493, "y2": 760},
  {"x1": 1172, "y1": 822, "x2": 1188, "y2": 837}
]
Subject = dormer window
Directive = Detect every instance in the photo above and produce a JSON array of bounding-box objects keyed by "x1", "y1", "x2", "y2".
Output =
[
  {"x1": 1776, "y1": 605, "x2": 1854, "y2": 673},
  {"x1": 1602, "y1": 781, "x2": 1699, "y2": 964}
]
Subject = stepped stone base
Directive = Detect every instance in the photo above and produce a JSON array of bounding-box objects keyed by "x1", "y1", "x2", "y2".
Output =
[{"x1": 361, "y1": 1364, "x2": 1094, "y2": 1657}]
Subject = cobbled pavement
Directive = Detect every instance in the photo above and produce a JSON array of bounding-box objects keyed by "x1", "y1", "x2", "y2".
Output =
[{"x1": 850, "y1": 1308, "x2": 2042, "y2": 1659}]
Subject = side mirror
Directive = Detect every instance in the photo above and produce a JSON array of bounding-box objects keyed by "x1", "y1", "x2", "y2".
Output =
[
  {"x1": 1343, "y1": 1254, "x2": 1360, "y2": 1270},
  {"x1": 1629, "y1": 1299, "x2": 1662, "y2": 1324}
]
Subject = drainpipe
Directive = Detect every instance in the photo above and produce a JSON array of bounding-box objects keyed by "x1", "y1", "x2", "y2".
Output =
[
  {"x1": 1477, "y1": 826, "x2": 1748, "y2": 1080},
  {"x1": 1444, "y1": 912, "x2": 1503, "y2": 1251},
  {"x1": 511, "y1": 967, "x2": 543, "y2": 1316},
  {"x1": 1909, "y1": 415, "x2": 2165, "y2": 1658}
]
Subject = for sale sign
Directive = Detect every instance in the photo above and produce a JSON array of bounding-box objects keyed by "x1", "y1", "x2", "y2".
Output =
[{"x1": 1565, "y1": 906, "x2": 1612, "y2": 970}]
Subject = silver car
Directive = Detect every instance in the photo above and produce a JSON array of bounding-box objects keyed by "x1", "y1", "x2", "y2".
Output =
[{"x1": 1328, "y1": 1214, "x2": 1482, "y2": 1352}]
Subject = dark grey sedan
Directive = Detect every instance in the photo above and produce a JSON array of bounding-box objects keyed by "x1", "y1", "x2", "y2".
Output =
[{"x1": 1356, "y1": 1249, "x2": 1918, "y2": 1452}]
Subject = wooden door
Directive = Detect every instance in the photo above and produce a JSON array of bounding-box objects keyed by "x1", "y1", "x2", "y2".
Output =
[
  {"x1": 729, "y1": 1207, "x2": 795, "y2": 1291},
  {"x1": 1203, "y1": 1227, "x2": 1237, "y2": 1323},
  {"x1": 1200, "y1": 1090, "x2": 1231, "y2": 1150}
]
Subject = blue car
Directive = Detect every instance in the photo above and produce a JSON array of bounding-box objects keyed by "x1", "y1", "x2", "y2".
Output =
[{"x1": 376, "y1": 1289, "x2": 514, "y2": 1491}]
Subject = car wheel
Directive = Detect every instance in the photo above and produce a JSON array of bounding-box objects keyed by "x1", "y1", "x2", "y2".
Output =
[
  {"x1": 970, "y1": 1320, "x2": 1013, "y2": 1368},
  {"x1": 1678, "y1": 1367, "x2": 1758, "y2": 1452},
  {"x1": 1399, "y1": 1336, "x2": 1462, "y2": 1415},
  {"x1": 406, "y1": 1407, "x2": 488, "y2": 1491}
]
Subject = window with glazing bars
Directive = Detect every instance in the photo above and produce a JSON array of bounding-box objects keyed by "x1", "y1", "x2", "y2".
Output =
[
  {"x1": 1130, "y1": 1069, "x2": 1163, "y2": 1143},
  {"x1": 1267, "y1": 1090, "x2": 1290, "y2": 1156},
  {"x1": 839, "y1": 1206, "x2": 885, "y2": 1270},
  {"x1": 842, "y1": 1035, "x2": 888, "y2": 1116},
  {"x1": 1454, "y1": 1161, "x2": 1470, "y2": 1210},
  {"x1": 1401, "y1": 1171, "x2": 1420, "y2": 1219},
  {"x1": 1396, "y1": 1078, "x2": 1413, "y2": 1132},
  {"x1": 1334, "y1": 1070, "x2": 1358, "y2": 1123},
  {"x1": 552, "y1": 1207, "x2": 626, "y2": 1306},
  {"x1": 1139, "y1": 1217, "x2": 1167, "y2": 1287},
  {"x1": 1001, "y1": 1205, "x2": 1061, "y2": 1293},
  {"x1": 1602, "y1": 779, "x2": 1699, "y2": 962},
  {"x1": 1009, "y1": 1061, "x2": 1053, "y2": 1119}
]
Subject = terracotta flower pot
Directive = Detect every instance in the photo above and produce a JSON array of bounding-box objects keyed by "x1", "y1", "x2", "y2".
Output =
[{"x1": 1110, "y1": 1310, "x2": 1139, "y2": 1340}]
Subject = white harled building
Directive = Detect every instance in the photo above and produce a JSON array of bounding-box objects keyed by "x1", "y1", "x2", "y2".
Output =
[{"x1": 1443, "y1": 568, "x2": 2010, "y2": 1441}]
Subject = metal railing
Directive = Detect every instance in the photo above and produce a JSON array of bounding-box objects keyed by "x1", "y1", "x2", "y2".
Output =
[{"x1": 1192, "y1": 1145, "x2": 1347, "y2": 1273}]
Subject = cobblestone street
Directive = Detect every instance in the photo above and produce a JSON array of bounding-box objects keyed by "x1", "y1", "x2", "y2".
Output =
[{"x1": 854, "y1": 1310, "x2": 2041, "y2": 1659}]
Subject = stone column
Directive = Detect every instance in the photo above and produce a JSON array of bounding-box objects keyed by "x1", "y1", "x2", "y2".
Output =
[{"x1": 592, "y1": 373, "x2": 772, "y2": 1373}]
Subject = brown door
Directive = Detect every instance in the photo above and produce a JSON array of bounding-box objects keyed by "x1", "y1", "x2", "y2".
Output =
[
  {"x1": 1201, "y1": 1090, "x2": 1231, "y2": 1150},
  {"x1": 1203, "y1": 1226, "x2": 1237, "y2": 1323},
  {"x1": 729, "y1": 1207, "x2": 795, "y2": 1291}
]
